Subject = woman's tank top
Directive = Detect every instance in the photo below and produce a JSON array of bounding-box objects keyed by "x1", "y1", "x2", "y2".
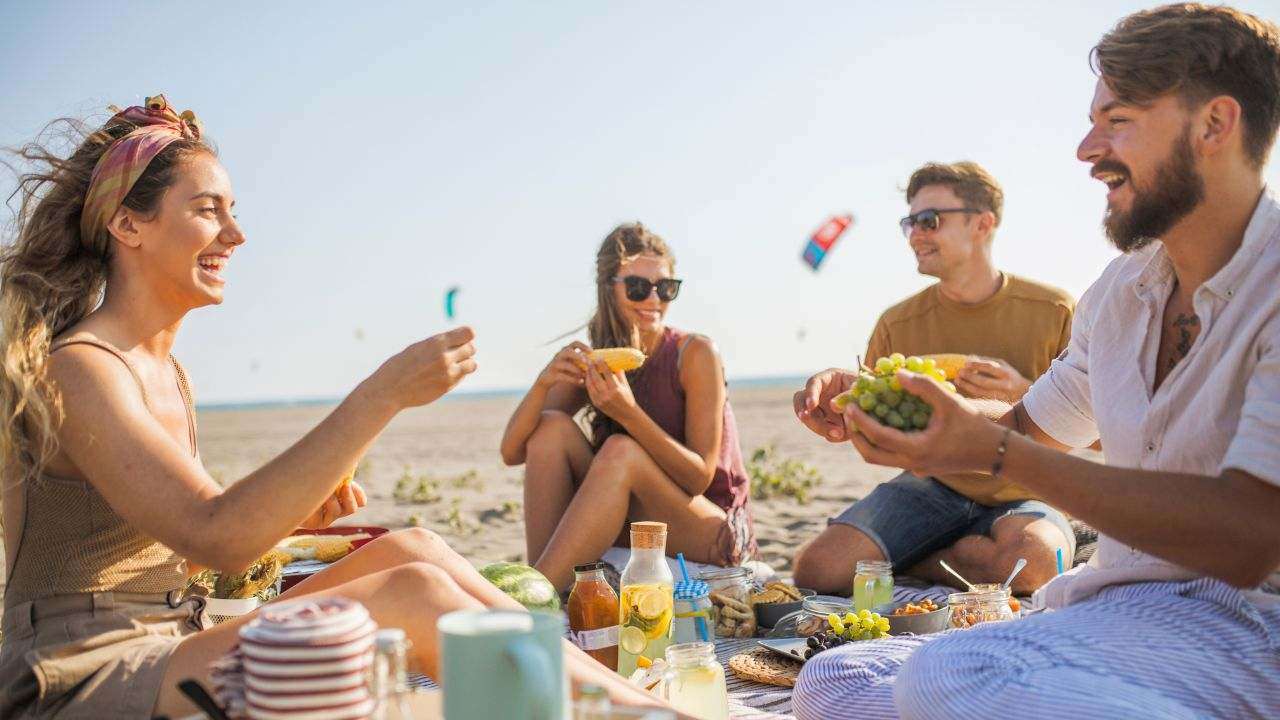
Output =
[
  {"x1": 3, "y1": 339, "x2": 194, "y2": 609},
  {"x1": 593, "y1": 327, "x2": 752, "y2": 513}
]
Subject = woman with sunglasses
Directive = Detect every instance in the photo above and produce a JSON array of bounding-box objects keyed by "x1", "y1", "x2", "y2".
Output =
[
  {"x1": 0, "y1": 97, "x2": 675, "y2": 719},
  {"x1": 501, "y1": 222, "x2": 755, "y2": 591}
]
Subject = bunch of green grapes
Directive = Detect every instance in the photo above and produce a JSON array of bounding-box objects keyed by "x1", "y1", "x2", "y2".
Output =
[
  {"x1": 802, "y1": 610, "x2": 891, "y2": 659},
  {"x1": 833, "y1": 353, "x2": 956, "y2": 431}
]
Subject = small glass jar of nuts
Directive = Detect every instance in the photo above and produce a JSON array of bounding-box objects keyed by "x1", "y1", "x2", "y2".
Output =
[
  {"x1": 947, "y1": 587, "x2": 1016, "y2": 629},
  {"x1": 698, "y1": 566, "x2": 756, "y2": 638}
]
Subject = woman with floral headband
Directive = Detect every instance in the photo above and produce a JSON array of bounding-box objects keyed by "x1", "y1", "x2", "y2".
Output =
[
  {"x1": 501, "y1": 222, "x2": 756, "y2": 591},
  {"x1": 0, "y1": 96, "x2": 672, "y2": 719}
]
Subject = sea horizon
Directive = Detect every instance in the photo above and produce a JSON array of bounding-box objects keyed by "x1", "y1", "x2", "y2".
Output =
[{"x1": 196, "y1": 373, "x2": 810, "y2": 413}]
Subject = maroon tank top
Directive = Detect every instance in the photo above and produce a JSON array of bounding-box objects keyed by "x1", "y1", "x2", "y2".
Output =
[{"x1": 593, "y1": 327, "x2": 752, "y2": 514}]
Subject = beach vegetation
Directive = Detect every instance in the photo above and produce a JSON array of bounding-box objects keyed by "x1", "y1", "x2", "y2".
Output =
[
  {"x1": 449, "y1": 469, "x2": 483, "y2": 492},
  {"x1": 747, "y1": 445, "x2": 822, "y2": 504},
  {"x1": 442, "y1": 498, "x2": 476, "y2": 535},
  {"x1": 393, "y1": 467, "x2": 442, "y2": 504}
]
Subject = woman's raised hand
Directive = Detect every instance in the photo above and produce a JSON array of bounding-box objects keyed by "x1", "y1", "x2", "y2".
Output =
[
  {"x1": 584, "y1": 357, "x2": 639, "y2": 422},
  {"x1": 371, "y1": 326, "x2": 478, "y2": 410},
  {"x1": 536, "y1": 341, "x2": 591, "y2": 390},
  {"x1": 298, "y1": 480, "x2": 368, "y2": 529}
]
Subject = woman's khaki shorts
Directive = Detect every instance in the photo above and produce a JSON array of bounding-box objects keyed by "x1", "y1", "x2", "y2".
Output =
[{"x1": 0, "y1": 591, "x2": 204, "y2": 719}]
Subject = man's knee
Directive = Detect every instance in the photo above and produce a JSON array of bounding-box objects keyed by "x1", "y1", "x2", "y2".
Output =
[
  {"x1": 896, "y1": 633, "x2": 996, "y2": 716},
  {"x1": 991, "y1": 516, "x2": 1068, "y2": 593},
  {"x1": 793, "y1": 525, "x2": 883, "y2": 593}
]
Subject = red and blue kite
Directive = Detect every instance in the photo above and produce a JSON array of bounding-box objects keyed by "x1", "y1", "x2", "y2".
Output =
[{"x1": 801, "y1": 214, "x2": 853, "y2": 271}]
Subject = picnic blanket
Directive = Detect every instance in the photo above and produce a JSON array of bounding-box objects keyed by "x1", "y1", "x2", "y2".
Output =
[{"x1": 407, "y1": 637, "x2": 795, "y2": 719}]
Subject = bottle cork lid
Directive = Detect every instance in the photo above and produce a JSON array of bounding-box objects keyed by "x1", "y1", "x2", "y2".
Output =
[{"x1": 629, "y1": 521, "x2": 667, "y2": 549}]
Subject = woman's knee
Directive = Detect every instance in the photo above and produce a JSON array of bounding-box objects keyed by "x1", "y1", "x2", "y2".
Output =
[
  {"x1": 384, "y1": 561, "x2": 468, "y2": 606},
  {"x1": 366, "y1": 527, "x2": 452, "y2": 565},
  {"x1": 595, "y1": 433, "x2": 645, "y2": 465},
  {"x1": 527, "y1": 410, "x2": 580, "y2": 452}
]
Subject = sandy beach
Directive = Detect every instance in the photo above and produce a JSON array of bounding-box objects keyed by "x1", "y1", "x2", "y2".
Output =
[{"x1": 196, "y1": 383, "x2": 900, "y2": 574}]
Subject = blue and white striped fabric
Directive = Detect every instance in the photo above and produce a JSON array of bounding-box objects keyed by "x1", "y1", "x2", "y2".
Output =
[{"x1": 794, "y1": 578, "x2": 1280, "y2": 719}]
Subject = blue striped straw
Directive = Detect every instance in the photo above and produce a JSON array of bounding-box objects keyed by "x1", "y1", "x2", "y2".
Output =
[{"x1": 1055, "y1": 547, "x2": 1065, "y2": 575}]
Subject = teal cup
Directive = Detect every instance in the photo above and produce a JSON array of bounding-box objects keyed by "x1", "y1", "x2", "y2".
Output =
[{"x1": 438, "y1": 609, "x2": 566, "y2": 720}]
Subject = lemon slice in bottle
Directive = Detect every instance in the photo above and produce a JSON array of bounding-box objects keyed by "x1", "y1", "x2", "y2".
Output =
[
  {"x1": 620, "y1": 626, "x2": 647, "y2": 655},
  {"x1": 633, "y1": 586, "x2": 668, "y2": 620}
]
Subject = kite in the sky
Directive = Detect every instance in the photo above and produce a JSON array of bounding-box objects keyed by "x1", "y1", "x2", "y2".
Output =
[
  {"x1": 444, "y1": 286, "x2": 461, "y2": 320},
  {"x1": 801, "y1": 214, "x2": 854, "y2": 271}
]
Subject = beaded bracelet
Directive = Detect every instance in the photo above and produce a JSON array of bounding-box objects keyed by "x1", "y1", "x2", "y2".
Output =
[{"x1": 991, "y1": 427, "x2": 1013, "y2": 477}]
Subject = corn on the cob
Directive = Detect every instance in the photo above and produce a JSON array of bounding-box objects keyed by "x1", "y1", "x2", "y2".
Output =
[
  {"x1": 922, "y1": 353, "x2": 969, "y2": 380},
  {"x1": 590, "y1": 347, "x2": 647, "y2": 372}
]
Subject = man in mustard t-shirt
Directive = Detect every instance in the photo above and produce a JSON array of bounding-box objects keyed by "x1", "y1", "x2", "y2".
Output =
[{"x1": 793, "y1": 161, "x2": 1077, "y2": 596}]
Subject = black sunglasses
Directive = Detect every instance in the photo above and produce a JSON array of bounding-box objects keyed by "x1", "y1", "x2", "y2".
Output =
[
  {"x1": 899, "y1": 208, "x2": 983, "y2": 238},
  {"x1": 614, "y1": 275, "x2": 683, "y2": 302}
]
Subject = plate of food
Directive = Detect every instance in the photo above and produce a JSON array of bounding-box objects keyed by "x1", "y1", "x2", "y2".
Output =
[
  {"x1": 278, "y1": 525, "x2": 388, "y2": 591},
  {"x1": 874, "y1": 598, "x2": 952, "y2": 635},
  {"x1": 751, "y1": 582, "x2": 816, "y2": 629},
  {"x1": 757, "y1": 637, "x2": 811, "y2": 664}
]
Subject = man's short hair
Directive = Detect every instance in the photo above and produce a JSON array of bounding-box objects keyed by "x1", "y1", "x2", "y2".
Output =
[
  {"x1": 1092, "y1": 4, "x2": 1280, "y2": 168},
  {"x1": 906, "y1": 161, "x2": 1004, "y2": 227}
]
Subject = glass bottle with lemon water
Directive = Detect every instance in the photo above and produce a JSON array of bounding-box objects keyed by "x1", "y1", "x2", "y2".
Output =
[
  {"x1": 853, "y1": 559, "x2": 893, "y2": 612},
  {"x1": 617, "y1": 522, "x2": 674, "y2": 677}
]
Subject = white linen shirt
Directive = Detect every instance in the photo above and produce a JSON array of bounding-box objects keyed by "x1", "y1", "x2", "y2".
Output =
[{"x1": 1023, "y1": 189, "x2": 1280, "y2": 609}]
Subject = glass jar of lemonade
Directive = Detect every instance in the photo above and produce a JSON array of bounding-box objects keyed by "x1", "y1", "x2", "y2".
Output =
[
  {"x1": 617, "y1": 522, "x2": 674, "y2": 678},
  {"x1": 853, "y1": 560, "x2": 893, "y2": 612},
  {"x1": 659, "y1": 642, "x2": 728, "y2": 720}
]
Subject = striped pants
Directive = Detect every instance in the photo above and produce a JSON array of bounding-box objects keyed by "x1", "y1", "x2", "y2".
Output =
[{"x1": 793, "y1": 579, "x2": 1280, "y2": 719}]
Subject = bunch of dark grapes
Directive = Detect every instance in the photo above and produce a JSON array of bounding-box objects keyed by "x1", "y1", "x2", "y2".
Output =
[{"x1": 802, "y1": 630, "x2": 847, "y2": 660}]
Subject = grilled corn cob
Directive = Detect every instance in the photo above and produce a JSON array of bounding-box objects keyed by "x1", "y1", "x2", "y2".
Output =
[{"x1": 589, "y1": 347, "x2": 647, "y2": 372}]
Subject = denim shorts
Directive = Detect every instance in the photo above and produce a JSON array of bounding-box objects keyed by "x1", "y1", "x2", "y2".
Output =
[{"x1": 829, "y1": 472, "x2": 1076, "y2": 572}]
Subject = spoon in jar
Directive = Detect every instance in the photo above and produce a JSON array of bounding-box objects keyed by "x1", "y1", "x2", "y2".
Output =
[
  {"x1": 1002, "y1": 558, "x2": 1028, "y2": 591},
  {"x1": 938, "y1": 560, "x2": 974, "y2": 590}
]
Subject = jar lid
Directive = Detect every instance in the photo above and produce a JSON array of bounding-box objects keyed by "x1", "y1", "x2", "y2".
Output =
[
  {"x1": 673, "y1": 579, "x2": 709, "y2": 600},
  {"x1": 573, "y1": 561, "x2": 606, "y2": 574},
  {"x1": 696, "y1": 565, "x2": 753, "y2": 582},
  {"x1": 800, "y1": 596, "x2": 854, "y2": 615},
  {"x1": 947, "y1": 587, "x2": 1010, "y2": 604}
]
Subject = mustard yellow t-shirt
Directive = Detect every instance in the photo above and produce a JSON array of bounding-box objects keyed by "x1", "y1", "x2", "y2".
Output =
[{"x1": 865, "y1": 272, "x2": 1074, "y2": 505}]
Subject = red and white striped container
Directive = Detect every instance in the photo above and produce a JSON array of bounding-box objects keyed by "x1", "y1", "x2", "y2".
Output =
[{"x1": 238, "y1": 597, "x2": 377, "y2": 720}]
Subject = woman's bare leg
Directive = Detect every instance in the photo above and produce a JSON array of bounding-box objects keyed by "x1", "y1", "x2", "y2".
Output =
[
  {"x1": 156, "y1": 561, "x2": 482, "y2": 718},
  {"x1": 157, "y1": 529, "x2": 670, "y2": 717},
  {"x1": 534, "y1": 434, "x2": 727, "y2": 590},
  {"x1": 286, "y1": 527, "x2": 526, "y2": 611},
  {"x1": 522, "y1": 411, "x2": 594, "y2": 561}
]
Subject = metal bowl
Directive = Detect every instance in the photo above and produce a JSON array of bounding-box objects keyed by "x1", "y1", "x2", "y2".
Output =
[
  {"x1": 873, "y1": 600, "x2": 952, "y2": 635},
  {"x1": 754, "y1": 588, "x2": 818, "y2": 628}
]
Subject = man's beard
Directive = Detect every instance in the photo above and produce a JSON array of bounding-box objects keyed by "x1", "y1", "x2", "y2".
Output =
[{"x1": 1103, "y1": 128, "x2": 1205, "y2": 252}]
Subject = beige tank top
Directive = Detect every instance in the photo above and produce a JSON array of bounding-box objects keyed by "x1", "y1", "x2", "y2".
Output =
[{"x1": 3, "y1": 339, "x2": 196, "y2": 609}]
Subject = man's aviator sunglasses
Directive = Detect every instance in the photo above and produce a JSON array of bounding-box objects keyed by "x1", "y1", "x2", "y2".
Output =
[
  {"x1": 898, "y1": 208, "x2": 983, "y2": 238},
  {"x1": 613, "y1": 276, "x2": 683, "y2": 302}
]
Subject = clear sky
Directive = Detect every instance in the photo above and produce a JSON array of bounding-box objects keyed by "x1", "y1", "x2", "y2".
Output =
[{"x1": 3, "y1": 1, "x2": 1278, "y2": 404}]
